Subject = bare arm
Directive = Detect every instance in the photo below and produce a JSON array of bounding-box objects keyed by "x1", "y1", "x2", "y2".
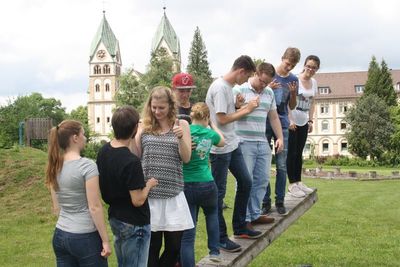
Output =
[
  {"x1": 129, "y1": 178, "x2": 158, "y2": 207},
  {"x1": 131, "y1": 125, "x2": 143, "y2": 158},
  {"x1": 217, "y1": 96, "x2": 259, "y2": 125},
  {"x1": 177, "y1": 120, "x2": 192, "y2": 163},
  {"x1": 268, "y1": 110, "x2": 284, "y2": 153},
  {"x1": 50, "y1": 187, "x2": 60, "y2": 215},
  {"x1": 288, "y1": 81, "x2": 298, "y2": 110},
  {"x1": 210, "y1": 121, "x2": 225, "y2": 147},
  {"x1": 308, "y1": 100, "x2": 315, "y2": 133},
  {"x1": 86, "y1": 176, "x2": 112, "y2": 257}
]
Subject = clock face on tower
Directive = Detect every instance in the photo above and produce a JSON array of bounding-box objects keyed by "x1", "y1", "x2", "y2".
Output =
[{"x1": 97, "y1": 50, "x2": 106, "y2": 60}]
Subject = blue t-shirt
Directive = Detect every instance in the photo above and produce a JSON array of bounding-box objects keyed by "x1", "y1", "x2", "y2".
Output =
[{"x1": 267, "y1": 73, "x2": 298, "y2": 129}]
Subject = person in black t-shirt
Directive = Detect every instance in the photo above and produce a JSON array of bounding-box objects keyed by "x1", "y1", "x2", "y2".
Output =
[
  {"x1": 97, "y1": 106, "x2": 158, "y2": 267},
  {"x1": 171, "y1": 72, "x2": 196, "y2": 124}
]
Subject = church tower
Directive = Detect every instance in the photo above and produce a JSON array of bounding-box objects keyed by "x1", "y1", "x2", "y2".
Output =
[
  {"x1": 151, "y1": 7, "x2": 181, "y2": 72},
  {"x1": 87, "y1": 11, "x2": 121, "y2": 140}
]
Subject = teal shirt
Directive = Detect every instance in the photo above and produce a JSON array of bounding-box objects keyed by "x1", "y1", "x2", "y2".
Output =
[{"x1": 183, "y1": 124, "x2": 221, "y2": 182}]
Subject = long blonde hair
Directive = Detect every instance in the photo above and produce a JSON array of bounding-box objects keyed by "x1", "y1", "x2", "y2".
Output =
[
  {"x1": 142, "y1": 86, "x2": 177, "y2": 134},
  {"x1": 45, "y1": 120, "x2": 82, "y2": 191}
]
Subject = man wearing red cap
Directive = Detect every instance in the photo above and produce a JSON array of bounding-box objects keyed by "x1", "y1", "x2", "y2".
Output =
[{"x1": 172, "y1": 73, "x2": 196, "y2": 124}]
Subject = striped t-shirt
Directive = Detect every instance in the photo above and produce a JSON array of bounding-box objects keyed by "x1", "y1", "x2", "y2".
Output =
[{"x1": 233, "y1": 82, "x2": 277, "y2": 142}]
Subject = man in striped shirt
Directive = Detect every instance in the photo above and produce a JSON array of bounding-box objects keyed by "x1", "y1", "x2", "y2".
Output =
[{"x1": 233, "y1": 62, "x2": 283, "y2": 226}]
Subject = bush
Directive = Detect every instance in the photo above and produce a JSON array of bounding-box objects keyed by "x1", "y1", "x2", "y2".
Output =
[{"x1": 82, "y1": 141, "x2": 104, "y2": 160}]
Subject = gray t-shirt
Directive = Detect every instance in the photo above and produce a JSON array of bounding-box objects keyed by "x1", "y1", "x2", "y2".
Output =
[
  {"x1": 56, "y1": 157, "x2": 99, "y2": 234},
  {"x1": 206, "y1": 77, "x2": 239, "y2": 154}
]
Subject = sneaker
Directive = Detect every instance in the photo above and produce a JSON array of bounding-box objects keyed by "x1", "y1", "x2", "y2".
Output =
[
  {"x1": 275, "y1": 202, "x2": 287, "y2": 215},
  {"x1": 219, "y1": 239, "x2": 241, "y2": 252},
  {"x1": 297, "y1": 182, "x2": 313, "y2": 194},
  {"x1": 261, "y1": 202, "x2": 271, "y2": 215},
  {"x1": 288, "y1": 183, "x2": 306, "y2": 198},
  {"x1": 251, "y1": 215, "x2": 275, "y2": 224},
  {"x1": 234, "y1": 227, "x2": 263, "y2": 239},
  {"x1": 209, "y1": 254, "x2": 222, "y2": 263}
]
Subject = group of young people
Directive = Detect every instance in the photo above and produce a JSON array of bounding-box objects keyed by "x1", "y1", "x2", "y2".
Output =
[{"x1": 46, "y1": 47, "x2": 320, "y2": 267}]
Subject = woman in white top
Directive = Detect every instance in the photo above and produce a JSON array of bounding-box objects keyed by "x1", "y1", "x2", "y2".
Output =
[
  {"x1": 287, "y1": 55, "x2": 321, "y2": 198},
  {"x1": 46, "y1": 120, "x2": 111, "y2": 266}
]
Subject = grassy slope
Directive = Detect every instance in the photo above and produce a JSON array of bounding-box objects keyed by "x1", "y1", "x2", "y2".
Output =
[{"x1": 1, "y1": 148, "x2": 399, "y2": 266}]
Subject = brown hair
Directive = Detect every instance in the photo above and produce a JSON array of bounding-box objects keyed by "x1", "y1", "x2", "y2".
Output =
[
  {"x1": 45, "y1": 120, "x2": 82, "y2": 191},
  {"x1": 190, "y1": 102, "x2": 210, "y2": 121},
  {"x1": 142, "y1": 86, "x2": 177, "y2": 134},
  {"x1": 112, "y1": 106, "x2": 140, "y2": 139},
  {"x1": 256, "y1": 62, "x2": 275, "y2": 77},
  {"x1": 231, "y1": 55, "x2": 256, "y2": 72},
  {"x1": 282, "y1": 47, "x2": 301, "y2": 64}
]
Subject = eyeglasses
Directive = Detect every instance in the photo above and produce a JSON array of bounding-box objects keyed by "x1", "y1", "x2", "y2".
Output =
[{"x1": 305, "y1": 65, "x2": 318, "y2": 71}]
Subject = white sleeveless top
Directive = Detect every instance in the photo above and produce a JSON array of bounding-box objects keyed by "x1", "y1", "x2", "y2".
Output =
[{"x1": 291, "y1": 77, "x2": 317, "y2": 126}]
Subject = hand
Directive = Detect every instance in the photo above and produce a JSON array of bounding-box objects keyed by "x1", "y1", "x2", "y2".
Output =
[
  {"x1": 147, "y1": 177, "x2": 159, "y2": 188},
  {"x1": 246, "y1": 95, "x2": 260, "y2": 112},
  {"x1": 268, "y1": 79, "x2": 281, "y2": 89},
  {"x1": 289, "y1": 123, "x2": 297, "y2": 131},
  {"x1": 308, "y1": 122, "x2": 313, "y2": 133},
  {"x1": 172, "y1": 119, "x2": 183, "y2": 139},
  {"x1": 101, "y1": 241, "x2": 112, "y2": 258},
  {"x1": 236, "y1": 93, "x2": 245, "y2": 108},
  {"x1": 275, "y1": 138, "x2": 284, "y2": 154},
  {"x1": 287, "y1": 81, "x2": 298, "y2": 95}
]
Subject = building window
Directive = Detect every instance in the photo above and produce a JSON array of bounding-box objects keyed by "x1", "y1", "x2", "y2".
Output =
[
  {"x1": 95, "y1": 84, "x2": 100, "y2": 92},
  {"x1": 341, "y1": 142, "x2": 348, "y2": 152},
  {"x1": 322, "y1": 141, "x2": 329, "y2": 153},
  {"x1": 105, "y1": 84, "x2": 110, "y2": 92},
  {"x1": 340, "y1": 121, "x2": 347, "y2": 130},
  {"x1": 396, "y1": 82, "x2": 400, "y2": 92},
  {"x1": 304, "y1": 143, "x2": 311, "y2": 153},
  {"x1": 339, "y1": 103, "x2": 348, "y2": 113},
  {"x1": 320, "y1": 104, "x2": 329, "y2": 114},
  {"x1": 318, "y1": 87, "x2": 330, "y2": 94},
  {"x1": 355, "y1": 85, "x2": 364, "y2": 93},
  {"x1": 96, "y1": 117, "x2": 100, "y2": 123},
  {"x1": 103, "y1": 65, "x2": 111, "y2": 74},
  {"x1": 107, "y1": 117, "x2": 110, "y2": 123},
  {"x1": 321, "y1": 120, "x2": 329, "y2": 131},
  {"x1": 94, "y1": 65, "x2": 101, "y2": 74}
]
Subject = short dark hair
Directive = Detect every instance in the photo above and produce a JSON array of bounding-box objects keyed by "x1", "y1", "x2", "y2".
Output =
[
  {"x1": 231, "y1": 55, "x2": 256, "y2": 72},
  {"x1": 112, "y1": 106, "x2": 140, "y2": 139},
  {"x1": 304, "y1": 55, "x2": 321, "y2": 68},
  {"x1": 257, "y1": 62, "x2": 275, "y2": 77}
]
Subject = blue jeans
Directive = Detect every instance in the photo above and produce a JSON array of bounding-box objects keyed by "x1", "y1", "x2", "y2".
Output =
[
  {"x1": 181, "y1": 181, "x2": 219, "y2": 267},
  {"x1": 210, "y1": 145, "x2": 252, "y2": 241},
  {"x1": 240, "y1": 141, "x2": 272, "y2": 221},
  {"x1": 52, "y1": 228, "x2": 107, "y2": 267},
  {"x1": 264, "y1": 127, "x2": 289, "y2": 204},
  {"x1": 109, "y1": 217, "x2": 151, "y2": 267}
]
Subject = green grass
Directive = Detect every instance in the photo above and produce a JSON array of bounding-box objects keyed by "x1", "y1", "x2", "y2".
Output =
[{"x1": 0, "y1": 147, "x2": 399, "y2": 266}]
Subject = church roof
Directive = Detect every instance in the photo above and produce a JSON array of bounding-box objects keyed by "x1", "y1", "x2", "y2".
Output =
[
  {"x1": 90, "y1": 12, "x2": 119, "y2": 60},
  {"x1": 151, "y1": 10, "x2": 180, "y2": 60}
]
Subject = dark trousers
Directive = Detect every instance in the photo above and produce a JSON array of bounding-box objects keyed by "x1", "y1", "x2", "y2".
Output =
[
  {"x1": 287, "y1": 124, "x2": 309, "y2": 184},
  {"x1": 148, "y1": 231, "x2": 183, "y2": 267}
]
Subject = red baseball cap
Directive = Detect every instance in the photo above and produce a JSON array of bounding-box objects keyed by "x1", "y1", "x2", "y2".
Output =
[{"x1": 172, "y1": 73, "x2": 196, "y2": 89}]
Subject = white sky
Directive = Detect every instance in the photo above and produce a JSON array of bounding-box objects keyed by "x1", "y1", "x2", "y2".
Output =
[{"x1": 1, "y1": 0, "x2": 399, "y2": 111}]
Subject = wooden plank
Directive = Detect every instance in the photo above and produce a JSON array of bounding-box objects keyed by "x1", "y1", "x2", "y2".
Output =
[{"x1": 197, "y1": 189, "x2": 318, "y2": 267}]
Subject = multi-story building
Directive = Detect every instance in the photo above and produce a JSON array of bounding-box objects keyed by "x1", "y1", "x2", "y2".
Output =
[
  {"x1": 305, "y1": 70, "x2": 400, "y2": 157},
  {"x1": 87, "y1": 9, "x2": 181, "y2": 139}
]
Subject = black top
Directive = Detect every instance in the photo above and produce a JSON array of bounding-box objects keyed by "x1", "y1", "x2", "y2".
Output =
[
  {"x1": 178, "y1": 105, "x2": 192, "y2": 124},
  {"x1": 97, "y1": 142, "x2": 150, "y2": 226}
]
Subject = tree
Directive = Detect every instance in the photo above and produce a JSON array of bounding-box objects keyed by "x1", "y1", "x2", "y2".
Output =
[
  {"x1": 186, "y1": 27, "x2": 213, "y2": 103},
  {"x1": 0, "y1": 93, "x2": 66, "y2": 147},
  {"x1": 345, "y1": 94, "x2": 393, "y2": 161},
  {"x1": 378, "y1": 60, "x2": 397, "y2": 107},
  {"x1": 142, "y1": 47, "x2": 174, "y2": 89},
  {"x1": 364, "y1": 56, "x2": 397, "y2": 107},
  {"x1": 114, "y1": 69, "x2": 148, "y2": 111},
  {"x1": 68, "y1": 105, "x2": 94, "y2": 141}
]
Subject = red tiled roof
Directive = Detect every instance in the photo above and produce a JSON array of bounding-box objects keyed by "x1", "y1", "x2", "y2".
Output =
[{"x1": 314, "y1": 70, "x2": 400, "y2": 99}]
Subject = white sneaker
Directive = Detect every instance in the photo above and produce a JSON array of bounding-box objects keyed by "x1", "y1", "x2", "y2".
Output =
[
  {"x1": 288, "y1": 183, "x2": 306, "y2": 198},
  {"x1": 297, "y1": 182, "x2": 313, "y2": 194},
  {"x1": 209, "y1": 254, "x2": 222, "y2": 263}
]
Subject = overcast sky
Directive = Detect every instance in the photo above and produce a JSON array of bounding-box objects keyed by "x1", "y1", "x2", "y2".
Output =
[{"x1": 1, "y1": 0, "x2": 399, "y2": 111}]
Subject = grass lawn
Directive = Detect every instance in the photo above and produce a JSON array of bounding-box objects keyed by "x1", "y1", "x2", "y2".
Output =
[{"x1": 0, "y1": 147, "x2": 399, "y2": 266}]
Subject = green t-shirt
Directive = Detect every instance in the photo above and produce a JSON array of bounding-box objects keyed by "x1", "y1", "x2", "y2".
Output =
[{"x1": 183, "y1": 124, "x2": 221, "y2": 182}]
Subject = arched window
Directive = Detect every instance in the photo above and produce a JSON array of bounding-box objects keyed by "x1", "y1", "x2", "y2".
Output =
[
  {"x1": 94, "y1": 65, "x2": 101, "y2": 74},
  {"x1": 322, "y1": 140, "x2": 329, "y2": 153},
  {"x1": 95, "y1": 84, "x2": 100, "y2": 92},
  {"x1": 103, "y1": 65, "x2": 110, "y2": 74},
  {"x1": 105, "y1": 84, "x2": 110, "y2": 92},
  {"x1": 341, "y1": 141, "x2": 348, "y2": 152}
]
